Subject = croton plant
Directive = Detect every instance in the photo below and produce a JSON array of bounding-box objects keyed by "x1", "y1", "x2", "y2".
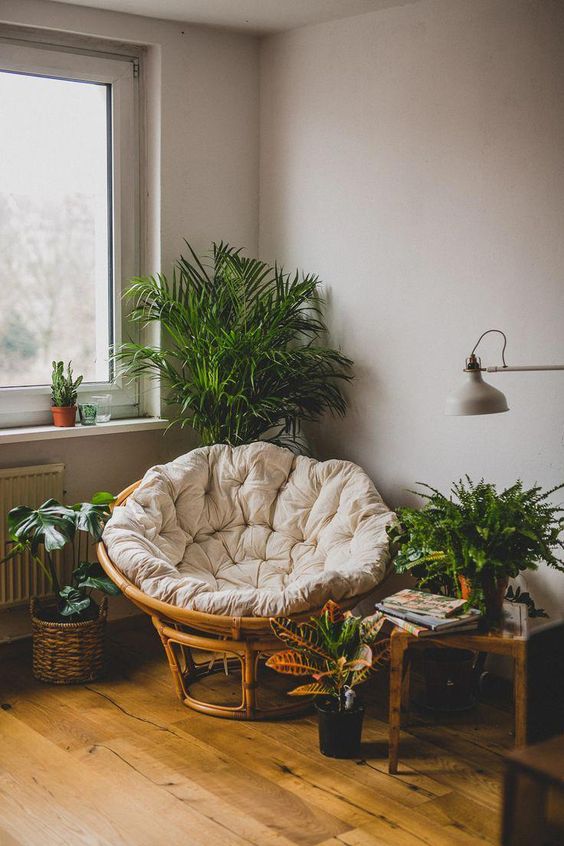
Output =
[{"x1": 266, "y1": 600, "x2": 390, "y2": 711}]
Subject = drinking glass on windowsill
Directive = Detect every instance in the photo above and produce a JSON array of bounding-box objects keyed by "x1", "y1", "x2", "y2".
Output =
[
  {"x1": 78, "y1": 403, "x2": 98, "y2": 426},
  {"x1": 90, "y1": 394, "x2": 112, "y2": 423}
]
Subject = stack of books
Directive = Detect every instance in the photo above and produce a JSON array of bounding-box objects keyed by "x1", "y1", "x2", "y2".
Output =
[{"x1": 376, "y1": 588, "x2": 481, "y2": 637}]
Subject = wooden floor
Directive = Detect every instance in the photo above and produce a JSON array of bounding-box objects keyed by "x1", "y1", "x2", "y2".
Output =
[{"x1": 0, "y1": 616, "x2": 515, "y2": 846}]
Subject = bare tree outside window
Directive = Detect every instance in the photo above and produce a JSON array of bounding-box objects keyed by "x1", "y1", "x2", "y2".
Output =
[{"x1": 0, "y1": 71, "x2": 111, "y2": 387}]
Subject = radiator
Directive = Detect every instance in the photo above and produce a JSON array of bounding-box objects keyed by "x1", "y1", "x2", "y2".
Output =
[{"x1": 0, "y1": 464, "x2": 65, "y2": 607}]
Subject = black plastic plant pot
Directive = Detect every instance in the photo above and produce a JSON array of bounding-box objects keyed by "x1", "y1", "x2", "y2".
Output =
[
  {"x1": 422, "y1": 647, "x2": 476, "y2": 712},
  {"x1": 315, "y1": 699, "x2": 365, "y2": 758}
]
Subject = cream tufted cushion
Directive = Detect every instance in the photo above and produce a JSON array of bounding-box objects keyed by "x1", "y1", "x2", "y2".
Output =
[{"x1": 103, "y1": 442, "x2": 395, "y2": 618}]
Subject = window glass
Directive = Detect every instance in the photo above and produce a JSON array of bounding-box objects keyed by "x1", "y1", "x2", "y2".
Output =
[{"x1": 0, "y1": 70, "x2": 111, "y2": 387}]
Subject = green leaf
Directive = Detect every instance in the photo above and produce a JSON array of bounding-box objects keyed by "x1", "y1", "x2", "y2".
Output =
[
  {"x1": 391, "y1": 476, "x2": 564, "y2": 611},
  {"x1": 113, "y1": 241, "x2": 353, "y2": 448},
  {"x1": 58, "y1": 586, "x2": 91, "y2": 617},
  {"x1": 72, "y1": 502, "x2": 111, "y2": 541},
  {"x1": 91, "y1": 491, "x2": 116, "y2": 506},
  {"x1": 8, "y1": 499, "x2": 76, "y2": 553},
  {"x1": 74, "y1": 561, "x2": 120, "y2": 595}
]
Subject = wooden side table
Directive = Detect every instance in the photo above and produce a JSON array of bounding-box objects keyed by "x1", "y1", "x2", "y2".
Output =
[{"x1": 387, "y1": 604, "x2": 564, "y2": 774}]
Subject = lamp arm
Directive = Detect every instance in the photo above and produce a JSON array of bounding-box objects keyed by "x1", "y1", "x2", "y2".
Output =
[
  {"x1": 465, "y1": 328, "x2": 564, "y2": 374},
  {"x1": 470, "y1": 328, "x2": 508, "y2": 367},
  {"x1": 486, "y1": 364, "x2": 564, "y2": 372}
]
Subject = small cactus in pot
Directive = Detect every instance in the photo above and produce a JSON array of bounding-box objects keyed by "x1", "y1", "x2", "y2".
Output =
[{"x1": 50, "y1": 360, "x2": 83, "y2": 427}]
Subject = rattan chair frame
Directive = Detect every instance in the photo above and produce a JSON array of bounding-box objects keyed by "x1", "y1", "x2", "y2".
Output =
[{"x1": 97, "y1": 481, "x2": 369, "y2": 720}]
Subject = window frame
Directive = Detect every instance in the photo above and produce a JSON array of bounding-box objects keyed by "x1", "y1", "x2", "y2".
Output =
[{"x1": 0, "y1": 36, "x2": 141, "y2": 427}]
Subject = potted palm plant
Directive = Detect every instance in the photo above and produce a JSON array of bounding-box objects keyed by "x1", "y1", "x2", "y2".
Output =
[
  {"x1": 114, "y1": 241, "x2": 353, "y2": 451},
  {"x1": 266, "y1": 601, "x2": 389, "y2": 758},
  {"x1": 2, "y1": 492, "x2": 120, "y2": 683},
  {"x1": 50, "y1": 360, "x2": 83, "y2": 427}
]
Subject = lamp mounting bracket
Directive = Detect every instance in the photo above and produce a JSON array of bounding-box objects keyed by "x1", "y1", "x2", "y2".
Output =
[{"x1": 465, "y1": 328, "x2": 508, "y2": 371}]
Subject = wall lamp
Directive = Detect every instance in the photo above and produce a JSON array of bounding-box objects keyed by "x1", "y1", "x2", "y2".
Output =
[{"x1": 445, "y1": 328, "x2": 564, "y2": 416}]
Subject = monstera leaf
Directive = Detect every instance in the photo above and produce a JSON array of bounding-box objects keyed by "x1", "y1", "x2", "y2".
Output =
[
  {"x1": 6, "y1": 499, "x2": 76, "y2": 555},
  {"x1": 73, "y1": 561, "x2": 120, "y2": 595},
  {"x1": 90, "y1": 491, "x2": 116, "y2": 506},
  {"x1": 73, "y1": 503, "x2": 107, "y2": 542},
  {"x1": 58, "y1": 586, "x2": 92, "y2": 618},
  {"x1": 72, "y1": 493, "x2": 115, "y2": 542}
]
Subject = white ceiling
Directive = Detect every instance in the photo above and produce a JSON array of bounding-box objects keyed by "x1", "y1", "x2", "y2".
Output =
[{"x1": 50, "y1": 0, "x2": 411, "y2": 34}]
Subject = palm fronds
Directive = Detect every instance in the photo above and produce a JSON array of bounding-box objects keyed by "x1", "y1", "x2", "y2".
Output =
[{"x1": 115, "y1": 241, "x2": 353, "y2": 448}]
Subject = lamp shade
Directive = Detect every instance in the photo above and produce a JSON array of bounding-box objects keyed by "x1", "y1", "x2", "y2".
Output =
[{"x1": 445, "y1": 369, "x2": 509, "y2": 416}]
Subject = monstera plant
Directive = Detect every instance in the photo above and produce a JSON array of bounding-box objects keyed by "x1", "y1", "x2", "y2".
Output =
[
  {"x1": 267, "y1": 601, "x2": 389, "y2": 758},
  {"x1": 1, "y1": 492, "x2": 119, "y2": 684}
]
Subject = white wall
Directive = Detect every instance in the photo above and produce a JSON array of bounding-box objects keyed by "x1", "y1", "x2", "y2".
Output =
[
  {"x1": 259, "y1": 0, "x2": 564, "y2": 613},
  {"x1": 1, "y1": 0, "x2": 563, "y2": 619},
  {"x1": 0, "y1": 0, "x2": 259, "y2": 498}
]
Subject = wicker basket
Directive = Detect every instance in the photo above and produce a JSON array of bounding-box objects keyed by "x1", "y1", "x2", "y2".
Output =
[{"x1": 30, "y1": 596, "x2": 108, "y2": 684}]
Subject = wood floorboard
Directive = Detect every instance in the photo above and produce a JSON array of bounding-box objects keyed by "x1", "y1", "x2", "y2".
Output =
[{"x1": 0, "y1": 616, "x2": 510, "y2": 846}]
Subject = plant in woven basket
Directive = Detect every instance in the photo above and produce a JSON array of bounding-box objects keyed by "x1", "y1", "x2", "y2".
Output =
[
  {"x1": 2, "y1": 491, "x2": 120, "y2": 621},
  {"x1": 114, "y1": 241, "x2": 353, "y2": 451}
]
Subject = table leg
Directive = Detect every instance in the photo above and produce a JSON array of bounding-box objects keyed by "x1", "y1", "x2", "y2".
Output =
[
  {"x1": 401, "y1": 661, "x2": 411, "y2": 712},
  {"x1": 389, "y1": 632, "x2": 409, "y2": 774},
  {"x1": 514, "y1": 645, "x2": 528, "y2": 746}
]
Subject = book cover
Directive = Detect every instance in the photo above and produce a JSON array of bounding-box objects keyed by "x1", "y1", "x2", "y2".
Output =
[
  {"x1": 386, "y1": 615, "x2": 479, "y2": 637},
  {"x1": 376, "y1": 603, "x2": 481, "y2": 631},
  {"x1": 379, "y1": 588, "x2": 467, "y2": 618},
  {"x1": 384, "y1": 615, "x2": 437, "y2": 637}
]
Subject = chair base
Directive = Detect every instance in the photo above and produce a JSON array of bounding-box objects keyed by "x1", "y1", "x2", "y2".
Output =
[
  {"x1": 98, "y1": 488, "x2": 374, "y2": 720},
  {"x1": 151, "y1": 614, "x2": 312, "y2": 720}
]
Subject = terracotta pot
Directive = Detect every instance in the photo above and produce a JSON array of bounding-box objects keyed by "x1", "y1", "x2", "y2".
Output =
[
  {"x1": 458, "y1": 574, "x2": 508, "y2": 620},
  {"x1": 51, "y1": 405, "x2": 77, "y2": 427},
  {"x1": 459, "y1": 576, "x2": 472, "y2": 601}
]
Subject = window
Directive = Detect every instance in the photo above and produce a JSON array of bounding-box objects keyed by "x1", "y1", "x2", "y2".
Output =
[{"x1": 0, "y1": 37, "x2": 140, "y2": 426}]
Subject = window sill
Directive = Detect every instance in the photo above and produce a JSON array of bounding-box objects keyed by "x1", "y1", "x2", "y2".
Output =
[{"x1": 0, "y1": 418, "x2": 168, "y2": 445}]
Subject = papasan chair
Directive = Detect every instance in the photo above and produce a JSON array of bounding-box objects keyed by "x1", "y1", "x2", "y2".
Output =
[{"x1": 98, "y1": 442, "x2": 395, "y2": 719}]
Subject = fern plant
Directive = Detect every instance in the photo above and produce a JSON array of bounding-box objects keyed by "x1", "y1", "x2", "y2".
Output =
[
  {"x1": 114, "y1": 241, "x2": 353, "y2": 449},
  {"x1": 266, "y1": 601, "x2": 389, "y2": 710},
  {"x1": 388, "y1": 477, "x2": 564, "y2": 609}
]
